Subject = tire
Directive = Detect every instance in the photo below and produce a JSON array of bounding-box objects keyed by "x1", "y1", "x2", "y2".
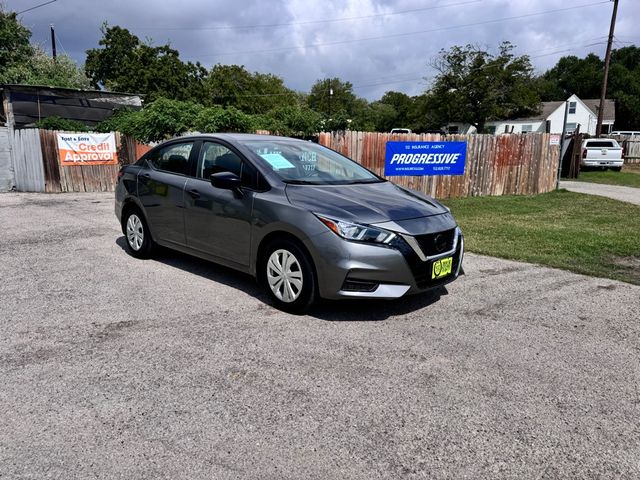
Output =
[
  {"x1": 260, "y1": 239, "x2": 317, "y2": 314},
  {"x1": 122, "y1": 207, "x2": 155, "y2": 259}
]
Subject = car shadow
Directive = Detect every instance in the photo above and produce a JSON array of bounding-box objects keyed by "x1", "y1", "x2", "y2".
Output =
[
  {"x1": 116, "y1": 236, "x2": 445, "y2": 321},
  {"x1": 309, "y1": 288, "x2": 446, "y2": 322},
  {"x1": 115, "y1": 236, "x2": 267, "y2": 300}
]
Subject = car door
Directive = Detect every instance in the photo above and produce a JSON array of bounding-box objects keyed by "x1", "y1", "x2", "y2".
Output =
[
  {"x1": 138, "y1": 140, "x2": 197, "y2": 247},
  {"x1": 183, "y1": 141, "x2": 257, "y2": 267}
]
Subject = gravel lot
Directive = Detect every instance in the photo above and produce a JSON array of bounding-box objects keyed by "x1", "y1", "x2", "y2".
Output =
[
  {"x1": 560, "y1": 180, "x2": 640, "y2": 206},
  {"x1": 1, "y1": 192, "x2": 639, "y2": 479}
]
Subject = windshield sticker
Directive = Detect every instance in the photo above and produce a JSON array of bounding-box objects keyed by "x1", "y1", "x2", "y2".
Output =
[{"x1": 260, "y1": 153, "x2": 296, "y2": 170}]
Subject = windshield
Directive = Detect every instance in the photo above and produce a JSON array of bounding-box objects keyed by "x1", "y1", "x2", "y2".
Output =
[{"x1": 240, "y1": 139, "x2": 384, "y2": 185}]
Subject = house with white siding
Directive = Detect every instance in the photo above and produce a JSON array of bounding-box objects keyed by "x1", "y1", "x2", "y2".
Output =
[{"x1": 446, "y1": 95, "x2": 615, "y2": 136}]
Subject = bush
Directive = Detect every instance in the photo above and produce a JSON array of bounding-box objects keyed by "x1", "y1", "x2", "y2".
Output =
[
  {"x1": 35, "y1": 116, "x2": 89, "y2": 132},
  {"x1": 97, "y1": 98, "x2": 203, "y2": 143},
  {"x1": 193, "y1": 106, "x2": 254, "y2": 133}
]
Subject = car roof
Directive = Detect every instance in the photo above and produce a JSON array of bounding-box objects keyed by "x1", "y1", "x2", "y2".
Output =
[{"x1": 177, "y1": 133, "x2": 307, "y2": 143}]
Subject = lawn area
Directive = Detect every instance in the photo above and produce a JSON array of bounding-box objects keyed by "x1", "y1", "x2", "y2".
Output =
[
  {"x1": 443, "y1": 189, "x2": 640, "y2": 285},
  {"x1": 576, "y1": 166, "x2": 640, "y2": 188}
]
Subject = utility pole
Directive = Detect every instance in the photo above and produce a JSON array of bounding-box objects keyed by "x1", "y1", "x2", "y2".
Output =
[
  {"x1": 50, "y1": 24, "x2": 57, "y2": 61},
  {"x1": 328, "y1": 80, "x2": 333, "y2": 119},
  {"x1": 596, "y1": 0, "x2": 619, "y2": 137},
  {"x1": 556, "y1": 100, "x2": 570, "y2": 189}
]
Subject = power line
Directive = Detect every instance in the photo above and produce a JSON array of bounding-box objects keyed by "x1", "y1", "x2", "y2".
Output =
[
  {"x1": 529, "y1": 41, "x2": 607, "y2": 59},
  {"x1": 17, "y1": 0, "x2": 57, "y2": 15},
  {"x1": 131, "y1": 0, "x2": 483, "y2": 31},
  {"x1": 189, "y1": 1, "x2": 609, "y2": 59},
  {"x1": 206, "y1": 40, "x2": 612, "y2": 98}
]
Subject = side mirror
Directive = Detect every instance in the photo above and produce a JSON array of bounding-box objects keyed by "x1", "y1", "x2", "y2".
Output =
[{"x1": 211, "y1": 171, "x2": 242, "y2": 192}]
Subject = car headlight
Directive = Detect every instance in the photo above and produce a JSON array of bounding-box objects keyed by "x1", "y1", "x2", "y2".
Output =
[{"x1": 315, "y1": 215, "x2": 396, "y2": 244}]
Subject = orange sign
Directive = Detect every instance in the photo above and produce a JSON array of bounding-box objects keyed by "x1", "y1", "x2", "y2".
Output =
[{"x1": 57, "y1": 133, "x2": 118, "y2": 166}]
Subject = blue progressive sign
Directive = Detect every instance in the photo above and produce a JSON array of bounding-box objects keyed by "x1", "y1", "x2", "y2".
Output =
[{"x1": 384, "y1": 141, "x2": 467, "y2": 176}]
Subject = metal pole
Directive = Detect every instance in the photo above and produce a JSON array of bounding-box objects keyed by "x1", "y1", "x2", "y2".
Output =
[
  {"x1": 596, "y1": 0, "x2": 619, "y2": 137},
  {"x1": 556, "y1": 100, "x2": 570, "y2": 189},
  {"x1": 50, "y1": 24, "x2": 57, "y2": 60},
  {"x1": 328, "y1": 80, "x2": 333, "y2": 119}
]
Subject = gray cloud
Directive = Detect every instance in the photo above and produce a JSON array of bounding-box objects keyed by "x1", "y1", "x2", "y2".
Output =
[{"x1": 6, "y1": 0, "x2": 638, "y2": 100}]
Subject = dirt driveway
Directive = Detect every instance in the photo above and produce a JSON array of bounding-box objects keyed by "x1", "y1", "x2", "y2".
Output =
[{"x1": 1, "y1": 192, "x2": 639, "y2": 479}]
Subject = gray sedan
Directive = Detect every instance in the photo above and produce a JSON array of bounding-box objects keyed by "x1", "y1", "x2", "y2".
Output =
[{"x1": 115, "y1": 134, "x2": 464, "y2": 312}]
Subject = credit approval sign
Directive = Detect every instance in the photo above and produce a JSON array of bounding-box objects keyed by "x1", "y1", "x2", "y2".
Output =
[
  {"x1": 57, "y1": 133, "x2": 118, "y2": 166},
  {"x1": 384, "y1": 141, "x2": 466, "y2": 176}
]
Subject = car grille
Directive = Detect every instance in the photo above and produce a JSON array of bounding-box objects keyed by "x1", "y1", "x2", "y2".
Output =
[
  {"x1": 414, "y1": 228, "x2": 456, "y2": 257},
  {"x1": 391, "y1": 230, "x2": 461, "y2": 290}
]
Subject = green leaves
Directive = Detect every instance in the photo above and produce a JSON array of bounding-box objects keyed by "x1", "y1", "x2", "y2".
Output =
[
  {"x1": 0, "y1": 10, "x2": 89, "y2": 88},
  {"x1": 426, "y1": 42, "x2": 540, "y2": 131},
  {"x1": 0, "y1": 9, "x2": 32, "y2": 72},
  {"x1": 85, "y1": 25, "x2": 206, "y2": 102}
]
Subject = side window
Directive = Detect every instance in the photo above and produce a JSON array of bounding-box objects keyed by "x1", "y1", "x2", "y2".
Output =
[
  {"x1": 568, "y1": 102, "x2": 577, "y2": 114},
  {"x1": 197, "y1": 142, "x2": 257, "y2": 188},
  {"x1": 149, "y1": 142, "x2": 193, "y2": 175}
]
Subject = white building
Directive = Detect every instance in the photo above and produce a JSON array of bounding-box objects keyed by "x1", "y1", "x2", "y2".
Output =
[{"x1": 446, "y1": 95, "x2": 615, "y2": 136}]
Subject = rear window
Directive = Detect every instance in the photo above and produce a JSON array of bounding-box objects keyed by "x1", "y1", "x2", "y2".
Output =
[{"x1": 586, "y1": 141, "x2": 616, "y2": 148}]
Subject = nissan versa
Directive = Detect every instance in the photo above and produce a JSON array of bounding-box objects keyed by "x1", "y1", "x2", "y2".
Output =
[{"x1": 115, "y1": 134, "x2": 464, "y2": 313}]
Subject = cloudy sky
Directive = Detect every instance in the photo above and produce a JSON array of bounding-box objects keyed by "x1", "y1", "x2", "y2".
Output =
[{"x1": 4, "y1": 0, "x2": 639, "y2": 100}]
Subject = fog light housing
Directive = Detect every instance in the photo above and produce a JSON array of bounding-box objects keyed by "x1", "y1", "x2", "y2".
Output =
[{"x1": 341, "y1": 279, "x2": 379, "y2": 292}]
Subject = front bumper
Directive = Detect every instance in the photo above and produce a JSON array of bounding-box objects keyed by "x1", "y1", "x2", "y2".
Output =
[{"x1": 309, "y1": 227, "x2": 464, "y2": 300}]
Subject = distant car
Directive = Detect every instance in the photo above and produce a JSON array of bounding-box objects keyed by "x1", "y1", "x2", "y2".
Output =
[
  {"x1": 390, "y1": 128, "x2": 412, "y2": 134},
  {"x1": 581, "y1": 138, "x2": 624, "y2": 171},
  {"x1": 115, "y1": 134, "x2": 464, "y2": 313}
]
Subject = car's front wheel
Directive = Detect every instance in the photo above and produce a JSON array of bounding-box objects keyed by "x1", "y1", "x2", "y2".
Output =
[
  {"x1": 260, "y1": 239, "x2": 317, "y2": 314},
  {"x1": 123, "y1": 208, "x2": 155, "y2": 259}
]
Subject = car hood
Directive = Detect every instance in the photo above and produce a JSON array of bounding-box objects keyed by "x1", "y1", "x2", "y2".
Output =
[{"x1": 285, "y1": 181, "x2": 448, "y2": 224}]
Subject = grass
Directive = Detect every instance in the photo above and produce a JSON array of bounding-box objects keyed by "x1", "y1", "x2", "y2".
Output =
[
  {"x1": 443, "y1": 189, "x2": 640, "y2": 285},
  {"x1": 575, "y1": 165, "x2": 640, "y2": 188}
]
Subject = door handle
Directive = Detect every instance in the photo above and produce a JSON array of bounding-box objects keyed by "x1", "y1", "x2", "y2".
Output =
[
  {"x1": 188, "y1": 189, "x2": 201, "y2": 199},
  {"x1": 140, "y1": 173, "x2": 151, "y2": 180}
]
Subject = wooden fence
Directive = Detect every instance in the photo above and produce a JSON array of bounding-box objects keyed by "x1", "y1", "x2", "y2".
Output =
[
  {"x1": 611, "y1": 135, "x2": 640, "y2": 165},
  {"x1": 5, "y1": 129, "x2": 148, "y2": 193},
  {"x1": 318, "y1": 131, "x2": 560, "y2": 198},
  {"x1": 3, "y1": 129, "x2": 561, "y2": 196}
]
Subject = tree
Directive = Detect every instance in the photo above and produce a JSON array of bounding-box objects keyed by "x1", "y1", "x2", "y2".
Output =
[
  {"x1": 537, "y1": 46, "x2": 640, "y2": 129},
  {"x1": 0, "y1": 9, "x2": 33, "y2": 73},
  {"x1": 204, "y1": 64, "x2": 297, "y2": 113},
  {"x1": 7, "y1": 47, "x2": 91, "y2": 88},
  {"x1": 307, "y1": 78, "x2": 359, "y2": 118},
  {"x1": 426, "y1": 42, "x2": 540, "y2": 132},
  {"x1": 85, "y1": 24, "x2": 205, "y2": 100},
  {"x1": 0, "y1": 9, "x2": 89, "y2": 88},
  {"x1": 538, "y1": 53, "x2": 603, "y2": 101},
  {"x1": 367, "y1": 91, "x2": 414, "y2": 132}
]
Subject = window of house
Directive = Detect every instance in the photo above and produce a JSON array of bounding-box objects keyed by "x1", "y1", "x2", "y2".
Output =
[
  {"x1": 148, "y1": 142, "x2": 194, "y2": 175},
  {"x1": 568, "y1": 102, "x2": 577, "y2": 114},
  {"x1": 565, "y1": 123, "x2": 577, "y2": 133},
  {"x1": 447, "y1": 125, "x2": 459, "y2": 134},
  {"x1": 521, "y1": 124, "x2": 533, "y2": 133}
]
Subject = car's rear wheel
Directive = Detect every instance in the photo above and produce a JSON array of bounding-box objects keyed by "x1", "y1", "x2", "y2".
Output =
[
  {"x1": 261, "y1": 239, "x2": 316, "y2": 314},
  {"x1": 123, "y1": 208, "x2": 154, "y2": 259}
]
